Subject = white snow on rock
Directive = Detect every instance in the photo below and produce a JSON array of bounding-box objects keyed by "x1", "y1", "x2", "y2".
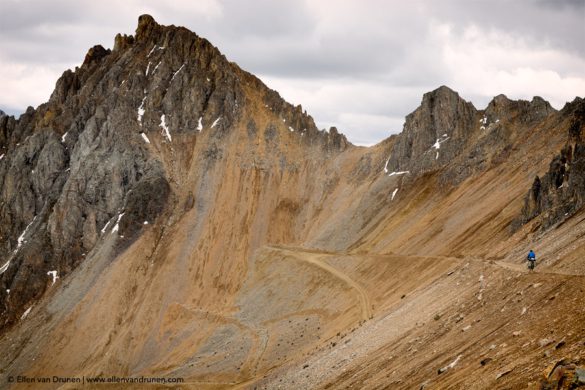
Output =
[
  {"x1": 153, "y1": 61, "x2": 162, "y2": 74},
  {"x1": 0, "y1": 260, "x2": 10, "y2": 275},
  {"x1": 160, "y1": 114, "x2": 172, "y2": 142},
  {"x1": 197, "y1": 117, "x2": 203, "y2": 131},
  {"x1": 137, "y1": 96, "x2": 147, "y2": 124},
  {"x1": 147, "y1": 45, "x2": 157, "y2": 57},
  {"x1": 145, "y1": 62, "x2": 152, "y2": 76},
  {"x1": 388, "y1": 171, "x2": 409, "y2": 177},
  {"x1": 101, "y1": 219, "x2": 112, "y2": 234},
  {"x1": 432, "y1": 135, "x2": 449, "y2": 150},
  {"x1": 171, "y1": 64, "x2": 185, "y2": 80},
  {"x1": 141, "y1": 133, "x2": 151, "y2": 144},
  {"x1": 211, "y1": 117, "x2": 221, "y2": 128},
  {"x1": 0, "y1": 154, "x2": 4, "y2": 161},
  {"x1": 21, "y1": 306, "x2": 32, "y2": 320},
  {"x1": 431, "y1": 135, "x2": 450, "y2": 159},
  {"x1": 289, "y1": 126, "x2": 295, "y2": 132},
  {"x1": 383, "y1": 156, "x2": 391, "y2": 173},
  {"x1": 15, "y1": 217, "x2": 37, "y2": 253},
  {"x1": 143, "y1": 221, "x2": 149, "y2": 225},
  {"x1": 5, "y1": 289, "x2": 9, "y2": 294},
  {"x1": 438, "y1": 355, "x2": 462, "y2": 374},
  {"x1": 391, "y1": 188, "x2": 398, "y2": 200},
  {"x1": 47, "y1": 270, "x2": 59, "y2": 285},
  {"x1": 61, "y1": 132, "x2": 68, "y2": 142},
  {"x1": 112, "y1": 212, "x2": 125, "y2": 234}
]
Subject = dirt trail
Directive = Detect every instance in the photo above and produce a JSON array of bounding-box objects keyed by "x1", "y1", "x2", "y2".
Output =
[
  {"x1": 268, "y1": 245, "x2": 373, "y2": 321},
  {"x1": 493, "y1": 260, "x2": 585, "y2": 277}
]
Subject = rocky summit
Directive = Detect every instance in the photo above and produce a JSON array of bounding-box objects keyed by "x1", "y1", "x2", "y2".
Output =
[{"x1": 0, "y1": 15, "x2": 584, "y2": 389}]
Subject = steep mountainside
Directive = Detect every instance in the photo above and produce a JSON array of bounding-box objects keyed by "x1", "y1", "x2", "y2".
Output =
[{"x1": 0, "y1": 16, "x2": 584, "y2": 389}]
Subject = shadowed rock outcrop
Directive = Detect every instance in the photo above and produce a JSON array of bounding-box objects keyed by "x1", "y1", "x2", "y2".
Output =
[{"x1": 518, "y1": 98, "x2": 585, "y2": 229}]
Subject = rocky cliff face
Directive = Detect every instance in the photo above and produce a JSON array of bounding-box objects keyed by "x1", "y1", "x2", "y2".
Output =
[
  {"x1": 383, "y1": 86, "x2": 557, "y2": 188},
  {"x1": 0, "y1": 15, "x2": 348, "y2": 330},
  {"x1": 385, "y1": 86, "x2": 478, "y2": 177},
  {"x1": 518, "y1": 98, "x2": 585, "y2": 229}
]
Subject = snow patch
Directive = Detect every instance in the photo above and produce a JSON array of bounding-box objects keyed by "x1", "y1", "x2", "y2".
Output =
[
  {"x1": 388, "y1": 171, "x2": 409, "y2": 177},
  {"x1": 288, "y1": 126, "x2": 295, "y2": 132},
  {"x1": 137, "y1": 96, "x2": 147, "y2": 125},
  {"x1": 171, "y1": 64, "x2": 185, "y2": 80},
  {"x1": 100, "y1": 219, "x2": 112, "y2": 234},
  {"x1": 143, "y1": 221, "x2": 149, "y2": 225},
  {"x1": 160, "y1": 114, "x2": 172, "y2": 142},
  {"x1": 211, "y1": 117, "x2": 221, "y2": 128},
  {"x1": 0, "y1": 154, "x2": 4, "y2": 161},
  {"x1": 0, "y1": 260, "x2": 10, "y2": 275},
  {"x1": 391, "y1": 188, "x2": 398, "y2": 200},
  {"x1": 61, "y1": 132, "x2": 68, "y2": 142},
  {"x1": 197, "y1": 117, "x2": 203, "y2": 131},
  {"x1": 432, "y1": 136, "x2": 449, "y2": 150},
  {"x1": 145, "y1": 62, "x2": 152, "y2": 76},
  {"x1": 21, "y1": 306, "x2": 32, "y2": 320},
  {"x1": 112, "y1": 212, "x2": 125, "y2": 234},
  {"x1": 47, "y1": 270, "x2": 59, "y2": 285},
  {"x1": 152, "y1": 61, "x2": 162, "y2": 75},
  {"x1": 141, "y1": 133, "x2": 151, "y2": 144},
  {"x1": 15, "y1": 217, "x2": 37, "y2": 253},
  {"x1": 6, "y1": 289, "x2": 9, "y2": 294},
  {"x1": 438, "y1": 355, "x2": 462, "y2": 374},
  {"x1": 147, "y1": 45, "x2": 157, "y2": 57}
]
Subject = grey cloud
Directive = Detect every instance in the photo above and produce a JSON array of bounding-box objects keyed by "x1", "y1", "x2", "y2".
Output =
[
  {"x1": 425, "y1": 0, "x2": 585, "y2": 58},
  {"x1": 0, "y1": 0, "x2": 583, "y2": 145}
]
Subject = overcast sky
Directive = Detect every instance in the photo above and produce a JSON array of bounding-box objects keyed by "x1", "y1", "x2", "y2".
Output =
[{"x1": 1, "y1": 0, "x2": 584, "y2": 145}]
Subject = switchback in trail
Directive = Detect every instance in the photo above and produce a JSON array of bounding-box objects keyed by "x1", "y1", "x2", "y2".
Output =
[{"x1": 268, "y1": 245, "x2": 373, "y2": 321}]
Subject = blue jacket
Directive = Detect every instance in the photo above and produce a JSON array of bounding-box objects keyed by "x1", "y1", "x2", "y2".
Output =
[{"x1": 527, "y1": 251, "x2": 536, "y2": 260}]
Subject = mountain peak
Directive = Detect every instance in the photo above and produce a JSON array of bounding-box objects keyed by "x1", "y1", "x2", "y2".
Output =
[{"x1": 136, "y1": 14, "x2": 162, "y2": 42}]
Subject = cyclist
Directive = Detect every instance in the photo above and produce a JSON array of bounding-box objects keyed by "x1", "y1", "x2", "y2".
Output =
[{"x1": 527, "y1": 250, "x2": 536, "y2": 270}]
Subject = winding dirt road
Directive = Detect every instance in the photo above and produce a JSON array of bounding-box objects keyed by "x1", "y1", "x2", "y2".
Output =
[{"x1": 268, "y1": 245, "x2": 373, "y2": 321}]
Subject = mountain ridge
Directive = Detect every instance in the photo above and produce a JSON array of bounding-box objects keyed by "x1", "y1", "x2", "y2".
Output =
[{"x1": 0, "y1": 15, "x2": 584, "y2": 389}]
